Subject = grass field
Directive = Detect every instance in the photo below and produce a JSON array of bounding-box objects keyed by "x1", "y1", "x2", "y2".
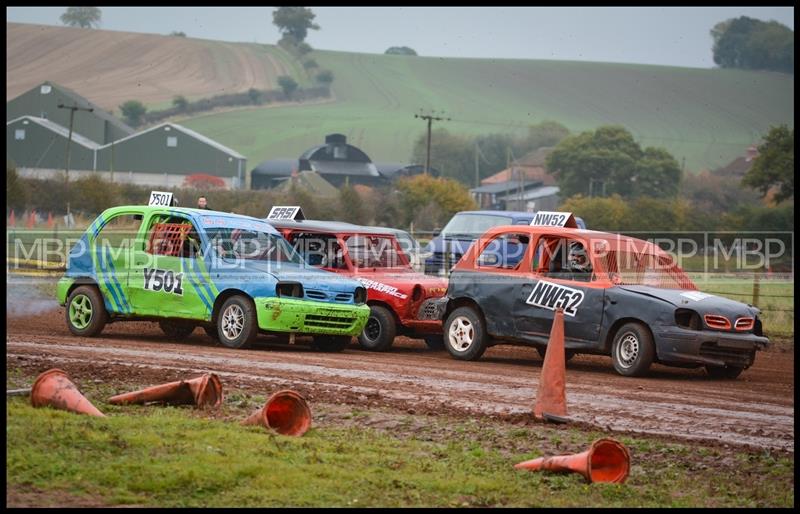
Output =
[
  {"x1": 5, "y1": 371, "x2": 794, "y2": 508},
  {"x1": 181, "y1": 48, "x2": 794, "y2": 174}
]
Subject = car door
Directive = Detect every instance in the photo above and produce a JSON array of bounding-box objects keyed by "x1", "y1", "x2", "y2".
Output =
[
  {"x1": 128, "y1": 211, "x2": 208, "y2": 319},
  {"x1": 91, "y1": 211, "x2": 143, "y2": 315},
  {"x1": 514, "y1": 234, "x2": 605, "y2": 346}
]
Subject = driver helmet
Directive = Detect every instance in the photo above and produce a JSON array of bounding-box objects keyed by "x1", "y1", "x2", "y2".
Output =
[{"x1": 566, "y1": 242, "x2": 590, "y2": 273}]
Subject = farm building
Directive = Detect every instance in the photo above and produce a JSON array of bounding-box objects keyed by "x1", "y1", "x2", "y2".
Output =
[
  {"x1": 94, "y1": 123, "x2": 247, "y2": 189},
  {"x1": 7, "y1": 116, "x2": 98, "y2": 178},
  {"x1": 471, "y1": 147, "x2": 561, "y2": 211},
  {"x1": 480, "y1": 147, "x2": 557, "y2": 186},
  {"x1": 6, "y1": 82, "x2": 133, "y2": 145},
  {"x1": 252, "y1": 134, "x2": 401, "y2": 189}
]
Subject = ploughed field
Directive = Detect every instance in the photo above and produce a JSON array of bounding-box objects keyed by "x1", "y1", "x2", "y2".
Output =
[{"x1": 6, "y1": 308, "x2": 794, "y2": 452}]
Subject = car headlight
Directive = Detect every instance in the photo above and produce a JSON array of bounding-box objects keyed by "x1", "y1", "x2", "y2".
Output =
[{"x1": 354, "y1": 287, "x2": 367, "y2": 304}]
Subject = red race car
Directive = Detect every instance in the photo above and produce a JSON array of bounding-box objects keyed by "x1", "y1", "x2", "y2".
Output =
[{"x1": 266, "y1": 216, "x2": 448, "y2": 351}]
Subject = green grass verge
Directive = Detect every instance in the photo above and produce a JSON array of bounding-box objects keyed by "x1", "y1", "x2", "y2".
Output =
[
  {"x1": 5, "y1": 385, "x2": 794, "y2": 507},
  {"x1": 180, "y1": 48, "x2": 793, "y2": 174}
]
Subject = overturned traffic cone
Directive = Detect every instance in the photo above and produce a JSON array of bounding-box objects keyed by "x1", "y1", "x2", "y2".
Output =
[
  {"x1": 30, "y1": 368, "x2": 106, "y2": 417},
  {"x1": 242, "y1": 390, "x2": 311, "y2": 437},
  {"x1": 534, "y1": 309, "x2": 567, "y2": 422},
  {"x1": 108, "y1": 373, "x2": 222, "y2": 409},
  {"x1": 514, "y1": 438, "x2": 631, "y2": 484}
]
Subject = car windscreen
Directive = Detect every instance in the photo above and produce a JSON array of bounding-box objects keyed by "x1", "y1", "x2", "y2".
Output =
[
  {"x1": 206, "y1": 227, "x2": 304, "y2": 264},
  {"x1": 344, "y1": 234, "x2": 410, "y2": 269},
  {"x1": 441, "y1": 214, "x2": 513, "y2": 237}
]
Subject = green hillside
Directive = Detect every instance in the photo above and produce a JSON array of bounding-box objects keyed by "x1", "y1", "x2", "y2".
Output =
[{"x1": 181, "y1": 48, "x2": 794, "y2": 175}]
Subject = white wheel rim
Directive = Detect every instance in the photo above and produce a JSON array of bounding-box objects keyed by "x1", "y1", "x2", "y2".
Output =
[
  {"x1": 222, "y1": 304, "x2": 245, "y2": 340},
  {"x1": 617, "y1": 332, "x2": 639, "y2": 368},
  {"x1": 448, "y1": 316, "x2": 474, "y2": 351}
]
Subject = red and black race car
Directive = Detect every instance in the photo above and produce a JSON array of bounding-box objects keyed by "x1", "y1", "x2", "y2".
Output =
[
  {"x1": 420, "y1": 214, "x2": 769, "y2": 378},
  {"x1": 265, "y1": 216, "x2": 448, "y2": 351}
]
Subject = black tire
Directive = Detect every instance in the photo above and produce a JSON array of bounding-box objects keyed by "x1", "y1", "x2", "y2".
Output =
[
  {"x1": 423, "y1": 334, "x2": 445, "y2": 350},
  {"x1": 611, "y1": 322, "x2": 655, "y2": 377},
  {"x1": 158, "y1": 320, "x2": 196, "y2": 340},
  {"x1": 312, "y1": 335, "x2": 351, "y2": 352},
  {"x1": 705, "y1": 365, "x2": 745, "y2": 379},
  {"x1": 357, "y1": 305, "x2": 397, "y2": 351},
  {"x1": 65, "y1": 285, "x2": 108, "y2": 337},
  {"x1": 443, "y1": 306, "x2": 488, "y2": 361},
  {"x1": 536, "y1": 346, "x2": 576, "y2": 362},
  {"x1": 203, "y1": 324, "x2": 219, "y2": 341},
  {"x1": 217, "y1": 296, "x2": 259, "y2": 349}
]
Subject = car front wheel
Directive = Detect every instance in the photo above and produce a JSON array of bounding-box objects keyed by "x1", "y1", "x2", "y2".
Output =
[
  {"x1": 217, "y1": 296, "x2": 258, "y2": 349},
  {"x1": 444, "y1": 306, "x2": 487, "y2": 361},
  {"x1": 611, "y1": 322, "x2": 655, "y2": 377}
]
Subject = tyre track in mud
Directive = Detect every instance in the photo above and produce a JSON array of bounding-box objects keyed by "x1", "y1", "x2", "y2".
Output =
[{"x1": 6, "y1": 310, "x2": 794, "y2": 452}]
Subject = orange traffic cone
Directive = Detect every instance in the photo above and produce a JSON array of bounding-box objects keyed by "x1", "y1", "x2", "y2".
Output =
[
  {"x1": 534, "y1": 309, "x2": 567, "y2": 422},
  {"x1": 9, "y1": 209, "x2": 15, "y2": 227},
  {"x1": 108, "y1": 373, "x2": 222, "y2": 409},
  {"x1": 30, "y1": 368, "x2": 106, "y2": 417},
  {"x1": 47, "y1": 212, "x2": 54, "y2": 229},
  {"x1": 26, "y1": 210, "x2": 36, "y2": 229},
  {"x1": 242, "y1": 390, "x2": 312, "y2": 437},
  {"x1": 514, "y1": 438, "x2": 631, "y2": 484}
]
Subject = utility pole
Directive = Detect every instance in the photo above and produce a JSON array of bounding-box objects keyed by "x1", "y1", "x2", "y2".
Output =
[
  {"x1": 414, "y1": 110, "x2": 450, "y2": 175},
  {"x1": 58, "y1": 103, "x2": 94, "y2": 217},
  {"x1": 474, "y1": 144, "x2": 479, "y2": 188}
]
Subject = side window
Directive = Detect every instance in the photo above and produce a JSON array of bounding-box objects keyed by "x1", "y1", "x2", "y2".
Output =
[
  {"x1": 95, "y1": 213, "x2": 143, "y2": 252},
  {"x1": 476, "y1": 233, "x2": 530, "y2": 269},
  {"x1": 145, "y1": 216, "x2": 200, "y2": 258},
  {"x1": 533, "y1": 236, "x2": 593, "y2": 282}
]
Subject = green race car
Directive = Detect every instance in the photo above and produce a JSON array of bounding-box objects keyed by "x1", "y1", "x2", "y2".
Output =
[{"x1": 56, "y1": 205, "x2": 370, "y2": 351}]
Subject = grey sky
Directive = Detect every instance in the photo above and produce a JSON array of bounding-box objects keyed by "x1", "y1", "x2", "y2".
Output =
[{"x1": 6, "y1": 6, "x2": 794, "y2": 68}]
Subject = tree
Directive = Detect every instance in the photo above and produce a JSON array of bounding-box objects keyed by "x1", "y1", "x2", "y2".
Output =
[
  {"x1": 303, "y1": 59, "x2": 319, "y2": 70},
  {"x1": 277, "y1": 76, "x2": 299, "y2": 99},
  {"x1": 60, "y1": 7, "x2": 101, "y2": 28},
  {"x1": 411, "y1": 129, "x2": 474, "y2": 183},
  {"x1": 315, "y1": 69, "x2": 334, "y2": 86},
  {"x1": 742, "y1": 125, "x2": 794, "y2": 203},
  {"x1": 169, "y1": 31, "x2": 186, "y2": 37},
  {"x1": 6, "y1": 164, "x2": 29, "y2": 213},
  {"x1": 521, "y1": 120, "x2": 570, "y2": 150},
  {"x1": 247, "y1": 88, "x2": 263, "y2": 105},
  {"x1": 385, "y1": 46, "x2": 417, "y2": 56},
  {"x1": 711, "y1": 16, "x2": 794, "y2": 73},
  {"x1": 172, "y1": 95, "x2": 189, "y2": 112},
  {"x1": 337, "y1": 184, "x2": 368, "y2": 224},
  {"x1": 272, "y1": 7, "x2": 320, "y2": 42},
  {"x1": 546, "y1": 125, "x2": 681, "y2": 199},
  {"x1": 119, "y1": 100, "x2": 147, "y2": 127},
  {"x1": 396, "y1": 174, "x2": 477, "y2": 228}
]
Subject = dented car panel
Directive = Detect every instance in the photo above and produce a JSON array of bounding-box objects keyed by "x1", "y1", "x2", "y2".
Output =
[{"x1": 438, "y1": 224, "x2": 769, "y2": 374}]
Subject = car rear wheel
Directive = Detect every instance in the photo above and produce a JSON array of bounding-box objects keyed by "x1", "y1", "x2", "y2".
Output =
[
  {"x1": 611, "y1": 322, "x2": 655, "y2": 377},
  {"x1": 65, "y1": 285, "x2": 107, "y2": 337},
  {"x1": 537, "y1": 346, "x2": 576, "y2": 362},
  {"x1": 444, "y1": 306, "x2": 487, "y2": 361},
  {"x1": 312, "y1": 335, "x2": 351, "y2": 352},
  {"x1": 705, "y1": 364, "x2": 745, "y2": 379},
  {"x1": 217, "y1": 296, "x2": 258, "y2": 349},
  {"x1": 159, "y1": 320, "x2": 196, "y2": 340},
  {"x1": 357, "y1": 305, "x2": 396, "y2": 351}
]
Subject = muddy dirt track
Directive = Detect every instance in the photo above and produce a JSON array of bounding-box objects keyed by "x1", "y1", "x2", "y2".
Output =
[{"x1": 6, "y1": 309, "x2": 795, "y2": 452}]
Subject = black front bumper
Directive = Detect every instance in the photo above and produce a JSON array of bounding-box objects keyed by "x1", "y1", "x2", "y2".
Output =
[{"x1": 654, "y1": 326, "x2": 769, "y2": 368}]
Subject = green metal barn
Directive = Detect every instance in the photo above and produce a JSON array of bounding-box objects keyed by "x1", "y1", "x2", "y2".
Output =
[{"x1": 7, "y1": 115, "x2": 98, "y2": 173}]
